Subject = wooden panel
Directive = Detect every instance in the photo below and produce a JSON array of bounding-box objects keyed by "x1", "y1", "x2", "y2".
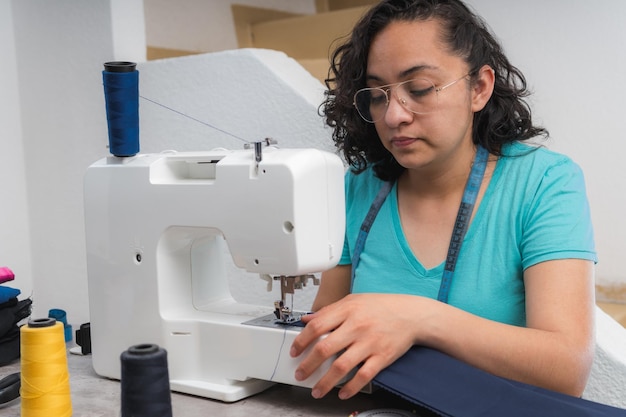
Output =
[
  {"x1": 598, "y1": 302, "x2": 626, "y2": 328},
  {"x1": 321, "y1": 0, "x2": 377, "y2": 11},
  {"x1": 298, "y1": 58, "x2": 331, "y2": 84},
  {"x1": 596, "y1": 283, "x2": 626, "y2": 303},
  {"x1": 249, "y1": 6, "x2": 370, "y2": 60},
  {"x1": 147, "y1": 46, "x2": 201, "y2": 61},
  {"x1": 596, "y1": 283, "x2": 626, "y2": 327},
  {"x1": 232, "y1": 5, "x2": 302, "y2": 49}
]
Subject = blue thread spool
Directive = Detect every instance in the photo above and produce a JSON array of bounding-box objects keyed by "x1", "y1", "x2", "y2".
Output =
[
  {"x1": 48, "y1": 308, "x2": 72, "y2": 342},
  {"x1": 102, "y1": 61, "x2": 140, "y2": 157}
]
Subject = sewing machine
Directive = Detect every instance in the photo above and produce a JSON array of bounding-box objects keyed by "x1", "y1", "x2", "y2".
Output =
[{"x1": 83, "y1": 144, "x2": 345, "y2": 402}]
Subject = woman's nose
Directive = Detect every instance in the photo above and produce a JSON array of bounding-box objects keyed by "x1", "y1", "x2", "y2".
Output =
[{"x1": 383, "y1": 92, "x2": 414, "y2": 127}]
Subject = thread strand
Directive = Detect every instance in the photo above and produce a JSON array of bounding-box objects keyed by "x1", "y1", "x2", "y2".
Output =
[{"x1": 140, "y1": 95, "x2": 250, "y2": 144}]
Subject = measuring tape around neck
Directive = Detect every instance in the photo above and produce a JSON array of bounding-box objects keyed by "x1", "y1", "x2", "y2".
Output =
[{"x1": 350, "y1": 145, "x2": 490, "y2": 303}]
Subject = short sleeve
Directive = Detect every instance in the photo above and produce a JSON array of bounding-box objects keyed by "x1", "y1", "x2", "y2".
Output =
[{"x1": 520, "y1": 158, "x2": 597, "y2": 269}]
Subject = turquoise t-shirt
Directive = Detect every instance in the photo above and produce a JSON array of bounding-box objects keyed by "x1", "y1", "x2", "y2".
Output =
[{"x1": 340, "y1": 142, "x2": 597, "y2": 327}]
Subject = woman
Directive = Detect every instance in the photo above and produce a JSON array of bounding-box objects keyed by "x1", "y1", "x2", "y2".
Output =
[{"x1": 289, "y1": 0, "x2": 597, "y2": 402}]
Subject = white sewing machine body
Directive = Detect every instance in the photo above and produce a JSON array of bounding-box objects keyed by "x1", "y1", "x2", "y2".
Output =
[{"x1": 83, "y1": 146, "x2": 345, "y2": 402}]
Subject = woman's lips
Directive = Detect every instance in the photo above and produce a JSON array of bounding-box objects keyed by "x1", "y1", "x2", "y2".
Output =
[{"x1": 390, "y1": 137, "x2": 418, "y2": 148}]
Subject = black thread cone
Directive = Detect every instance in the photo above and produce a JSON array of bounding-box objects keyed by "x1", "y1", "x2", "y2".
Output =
[{"x1": 120, "y1": 344, "x2": 173, "y2": 417}]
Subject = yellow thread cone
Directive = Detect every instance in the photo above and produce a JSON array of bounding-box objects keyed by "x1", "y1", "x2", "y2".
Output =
[{"x1": 20, "y1": 318, "x2": 72, "y2": 417}]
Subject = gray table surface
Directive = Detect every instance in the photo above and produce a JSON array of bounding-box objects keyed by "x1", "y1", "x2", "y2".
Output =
[{"x1": 0, "y1": 348, "x2": 423, "y2": 417}]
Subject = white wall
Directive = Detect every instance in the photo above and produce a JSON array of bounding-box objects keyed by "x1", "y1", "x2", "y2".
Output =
[
  {"x1": 3, "y1": 0, "x2": 626, "y2": 330},
  {"x1": 0, "y1": 0, "x2": 33, "y2": 300},
  {"x1": 466, "y1": 0, "x2": 626, "y2": 288},
  {"x1": 8, "y1": 0, "x2": 146, "y2": 325}
]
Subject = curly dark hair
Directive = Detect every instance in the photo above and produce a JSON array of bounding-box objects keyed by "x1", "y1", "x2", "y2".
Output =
[{"x1": 322, "y1": 0, "x2": 548, "y2": 181}]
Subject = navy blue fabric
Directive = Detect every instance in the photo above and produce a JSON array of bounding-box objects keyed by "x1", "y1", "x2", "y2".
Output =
[{"x1": 373, "y1": 347, "x2": 626, "y2": 417}]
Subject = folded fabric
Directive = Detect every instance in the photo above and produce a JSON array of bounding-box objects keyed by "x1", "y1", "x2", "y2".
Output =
[
  {"x1": 0, "y1": 297, "x2": 32, "y2": 366},
  {"x1": 0, "y1": 267, "x2": 14, "y2": 284},
  {"x1": 0, "y1": 298, "x2": 32, "y2": 335},
  {"x1": 0, "y1": 286, "x2": 20, "y2": 305},
  {"x1": 0, "y1": 297, "x2": 17, "y2": 310},
  {"x1": 0, "y1": 327, "x2": 19, "y2": 367},
  {"x1": 373, "y1": 347, "x2": 626, "y2": 417}
]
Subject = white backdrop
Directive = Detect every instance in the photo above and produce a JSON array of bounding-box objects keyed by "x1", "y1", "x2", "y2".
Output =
[{"x1": 469, "y1": 0, "x2": 626, "y2": 286}]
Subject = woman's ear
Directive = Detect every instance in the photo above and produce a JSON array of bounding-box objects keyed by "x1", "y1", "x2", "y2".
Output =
[{"x1": 471, "y1": 65, "x2": 495, "y2": 112}]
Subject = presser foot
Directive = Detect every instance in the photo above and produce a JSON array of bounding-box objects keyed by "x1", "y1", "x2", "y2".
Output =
[
  {"x1": 273, "y1": 300, "x2": 305, "y2": 325},
  {"x1": 268, "y1": 274, "x2": 319, "y2": 326}
]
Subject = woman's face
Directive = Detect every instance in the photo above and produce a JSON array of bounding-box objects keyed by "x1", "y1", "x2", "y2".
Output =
[{"x1": 365, "y1": 18, "x2": 483, "y2": 172}]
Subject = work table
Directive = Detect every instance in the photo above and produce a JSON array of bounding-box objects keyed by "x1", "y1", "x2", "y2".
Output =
[{"x1": 0, "y1": 348, "x2": 421, "y2": 417}]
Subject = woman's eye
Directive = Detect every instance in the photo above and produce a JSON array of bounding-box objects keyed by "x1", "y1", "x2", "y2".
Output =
[
  {"x1": 369, "y1": 90, "x2": 387, "y2": 105},
  {"x1": 408, "y1": 86, "x2": 433, "y2": 99}
]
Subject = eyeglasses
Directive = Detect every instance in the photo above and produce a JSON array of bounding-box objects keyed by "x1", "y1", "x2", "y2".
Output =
[{"x1": 353, "y1": 74, "x2": 470, "y2": 123}]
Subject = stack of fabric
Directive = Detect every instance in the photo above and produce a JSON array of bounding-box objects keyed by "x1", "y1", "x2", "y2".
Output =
[{"x1": 0, "y1": 267, "x2": 32, "y2": 366}]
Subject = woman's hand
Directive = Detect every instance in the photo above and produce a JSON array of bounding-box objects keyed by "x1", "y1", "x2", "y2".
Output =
[{"x1": 289, "y1": 293, "x2": 424, "y2": 399}]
